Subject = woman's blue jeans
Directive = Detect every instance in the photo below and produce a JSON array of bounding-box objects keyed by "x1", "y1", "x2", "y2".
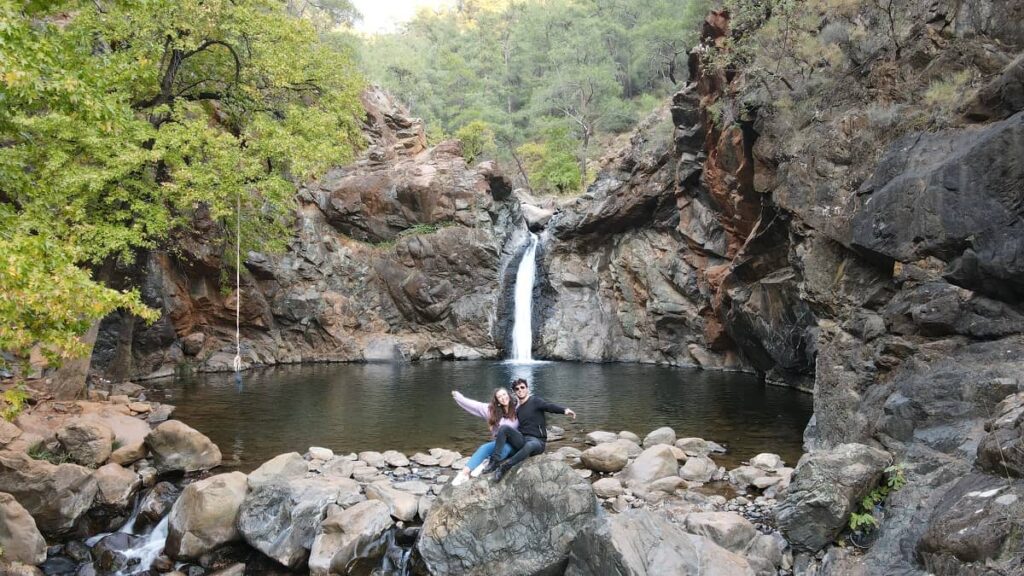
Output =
[{"x1": 466, "y1": 440, "x2": 512, "y2": 470}]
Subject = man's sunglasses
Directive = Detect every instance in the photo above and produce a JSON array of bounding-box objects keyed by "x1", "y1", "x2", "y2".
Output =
[{"x1": 513, "y1": 384, "x2": 528, "y2": 391}]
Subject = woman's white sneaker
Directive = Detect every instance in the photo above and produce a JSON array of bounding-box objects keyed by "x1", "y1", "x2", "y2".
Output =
[
  {"x1": 452, "y1": 470, "x2": 470, "y2": 486},
  {"x1": 470, "y1": 460, "x2": 488, "y2": 478}
]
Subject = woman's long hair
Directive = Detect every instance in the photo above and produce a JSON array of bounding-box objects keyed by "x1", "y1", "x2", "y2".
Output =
[{"x1": 488, "y1": 387, "x2": 517, "y2": 429}]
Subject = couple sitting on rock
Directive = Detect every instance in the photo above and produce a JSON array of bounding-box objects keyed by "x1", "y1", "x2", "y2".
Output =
[{"x1": 451, "y1": 377, "x2": 576, "y2": 485}]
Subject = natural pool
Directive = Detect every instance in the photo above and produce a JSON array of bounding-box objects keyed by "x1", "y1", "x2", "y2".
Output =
[{"x1": 147, "y1": 360, "x2": 813, "y2": 471}]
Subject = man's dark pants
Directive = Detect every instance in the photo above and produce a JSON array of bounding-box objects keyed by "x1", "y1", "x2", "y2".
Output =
[{"x1": 492, "y1": 425, "x2": 545, "y2": 468}]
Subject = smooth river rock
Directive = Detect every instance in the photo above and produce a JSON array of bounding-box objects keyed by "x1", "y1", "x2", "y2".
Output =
[
  {"x1": 581, "y1": 443, "x2": 628, "y2": 473},
  {"x1": 642, "y1": 426, "x2": 677, "y2": 448},
  {"x1": 166, "y1": 471, "x2": 248, "y2": 560},
  {"x1": 56, "y1": 420, "x2": 113, "y2": 467},
  {"x1": 0, "y1": 491, "x2": 47, "y2": 565},
  {"x1": 618, "y1": 444, "x2": 677, "y2": 488},
  {"x1": 145, "y1": 420, "x2": 222, "y2": 474}
]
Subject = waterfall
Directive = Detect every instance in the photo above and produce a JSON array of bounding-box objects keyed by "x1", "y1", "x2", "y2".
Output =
[
  {"x1": 116, "y1": 516, "x2": 169, "y2": 575},
  {"x1": 510, "y1": 233, "x2": 539, "y2": 362}
]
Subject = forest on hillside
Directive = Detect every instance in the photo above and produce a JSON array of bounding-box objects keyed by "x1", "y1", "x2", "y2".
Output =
[{"x1": 355, "y1": 0, "x2": 711, "y2": 194}]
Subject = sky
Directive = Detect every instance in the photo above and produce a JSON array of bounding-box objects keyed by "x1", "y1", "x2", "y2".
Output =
[{"x1": 350, "y1": 0, "x2": 457, "y2": 34}]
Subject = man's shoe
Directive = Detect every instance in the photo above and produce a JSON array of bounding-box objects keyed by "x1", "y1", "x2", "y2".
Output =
[
  {"x1": 493, "y1": 462, "x2": 512, "y2": 482},
  {"x1": 482, "y1": 458, "x2": 502, "y2": 474}
]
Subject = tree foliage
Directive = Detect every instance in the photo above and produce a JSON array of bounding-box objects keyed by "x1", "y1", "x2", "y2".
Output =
[
  {"x1": 358, "y1": 0, "x2": 710, "y2": 194},
  {"x1": 0, "y1": 0, "x2": 364, "y2": 368}
]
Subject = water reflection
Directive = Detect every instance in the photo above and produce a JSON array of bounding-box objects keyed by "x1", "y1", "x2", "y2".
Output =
[{"x1": 147, "y1": 361, "x2": 812, "y2": 472}]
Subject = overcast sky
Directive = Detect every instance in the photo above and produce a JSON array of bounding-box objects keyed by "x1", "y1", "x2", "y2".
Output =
[{"x1": 350, "y1": 0, "x2": 456, "y2": 34}]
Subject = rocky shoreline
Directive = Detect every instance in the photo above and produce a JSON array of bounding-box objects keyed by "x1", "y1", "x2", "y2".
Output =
[{"x1": 1, "y1": 388, "x2": 819, "y2": 576}]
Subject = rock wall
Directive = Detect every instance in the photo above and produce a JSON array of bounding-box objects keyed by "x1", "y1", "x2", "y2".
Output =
[
  {"x1": 91, "y1": 89, "x2": 525, "y2": 379},
  {"x1": 675, "y1": 2, "x2": 1024, "y2": 573}
]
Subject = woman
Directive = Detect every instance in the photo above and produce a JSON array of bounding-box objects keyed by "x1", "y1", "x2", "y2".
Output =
[{"x1": 450, "y1": 387, "x2": 518, "y2": 486}]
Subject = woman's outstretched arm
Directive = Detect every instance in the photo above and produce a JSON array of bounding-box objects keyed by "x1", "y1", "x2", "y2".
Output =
[{"x1": 451, "y1": 390, "x2": 489, "y2": 420}]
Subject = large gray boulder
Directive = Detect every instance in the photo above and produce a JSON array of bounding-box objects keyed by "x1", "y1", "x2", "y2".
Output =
[
  {"x1": 776, "y1": 443, "x2": 890, "y2": 552},
  {"x1": 308, "y1": 500, "x2": 394, "y2": 575},
  {"x1": 976, "y1": 391, "x2": 1024, "y2": 477},
  {"x1": 566, "y1": 509, "x2": 754, "y2": 576},
  {"x1": 145, "y1": 420, "x2": 222, "y2": 474},
  {"x1": 0, "y1": 492, "x2": 47, "y2": 565},
  {"x1": 851, "y1": 111, "x2": 1024, "y2": 300},
  {"x1": 618, "y1": 444, "x2": 677, "y2": 488},
  {"x1": 238, "y1": 476, "x2": 359, "y2": 569},
  {"x1": 0, "y1": 450, "x2": 97, "y2": 536},
  {"x1": 166, "y1": 471, "x2": 248, "y2": 561},
  {"x1": 56, "y1": 420, "x2": 113, "y2": 467},
  {"x1": 417, "y1": 455, "x2": 597, "y2": 576},
  {"x1": 917, "y1": 473, "x2": 1024, "y2": 575}
]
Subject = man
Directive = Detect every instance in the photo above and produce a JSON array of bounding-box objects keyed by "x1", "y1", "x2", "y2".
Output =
[{"x1": 484, "y1": 377, "x2": 576, "y2": 481}]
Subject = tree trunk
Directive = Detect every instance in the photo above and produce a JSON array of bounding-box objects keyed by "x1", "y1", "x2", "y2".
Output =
[
  {"x1": 106, "y1": 311, "x2": 137, "y2": 383},
  {"x1": 50, "y1": 321, "x2": 102, "y2": 400}
]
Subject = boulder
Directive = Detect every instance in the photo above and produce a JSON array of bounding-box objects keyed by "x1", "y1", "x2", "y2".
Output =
[
  {"x1": 618, "y1": 431, "x2": 641, "y2": 444},
  {"x1": 137, "y1": 481, "x2": 180, "y2": 531},
  {"x1": 308, "y1": 447, "x2": 334, "y2": 461},
  {"x1": 642, "y1": 426, "x2": 676, "y2": 448},
  {"x1": 166, "y1": 472, "x2": 248, "y2": 561},
  {"x1": 750, "y1": 453, "x2": 783, "y2": 471},
  {"x1": 410, "y1": 452, "x2": 439, "y2": 466},
  {"x1": 647, "y1": 476, "x2": 685, "y2": 493},
  {"x1": 93, "y1": 463, "x2": 140, "y2": 508},
  {"x1": 0, "y1": 492, "x2": 47, "y2": 565},
  {"x1": 238, "y1": 476, "x2": 357, "y2": 569},
  {"x1": 365, "y1": 482, "x2": 418, "y2": 521},
  {"x1": 0, "y1": 450, "x2": 97, "y2": 536},
  {"x1": 683, "y1": 512, "x2": 757, "y2": 554},
  {"x1": 675, "y1": 437, "x2": 711, "y2": 457},
  {"x1": 308, "y1": 501, "x2": 393, "y2": 576},
  {"x1": 248, "y1": 452, "x2": 307, "y2": 487},
  {"x1": 521, "y1": 203, "x2": 555, "y2": 230},
  {"x1": 618, "y1": 445, "x2": 677, "y2": 488},
  {"x1": 592, "y1": 478, "x2": 624, "y2": 498},
  {"x1": 580, "y1": 443, "x2": 629, "y2": 473},
  {"x1": 145, "y1": 420, "x2": 222, "y2": 474},
  {"x1": 357, "y1": 451, "x2": 386, "y2": 468},
  {"x1": 776, "y1": 443, "x2": 890, "y2": 552},
  {"x1": 613, "y1": 439, "x2": 643, "y2": 458},
  {"x1": 418, "y1": 456, "x2": 596, "y2": 576},
  {"x1": 109, "y1": 441, "x2": 147, "y2": 466},
  {"x1": 566, "y1": 509, "x2": 755, "y2": 576},
  {"x1": 0, "y1": 420, "x2": 23, "y2": 447},
  {"x1": 56, "y1": 420, "x2": 113, "y2": 467},
  {"x1": 679, "y1": 456, "x2": 718, "y2": 483},
  {"x1": 392, "y1": 480, "x2": 429, "y2": 496},
  {"x1": 976, "y1": 391, "x2": 1024, "y2": 477},
  {"x1": 585, "y1": 431, "x2": 619, "y2": 445},
  {"x1": 381, "y1": 450, "x2": 410, "y2": 468},
  {"x1": 917, "y1": 473, "x2": 1024, "y2": 575}
]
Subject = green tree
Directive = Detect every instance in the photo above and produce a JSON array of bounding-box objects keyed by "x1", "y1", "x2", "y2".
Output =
[
  {"x1": 517, "y1": 125, "x2": 581, "y2": 194},
  {"x1": 0, "y1": 0, "x2": 364, "y2": 371},
  {"x1": 455, "y1": 120, "x2": 497, "y2": 164}
]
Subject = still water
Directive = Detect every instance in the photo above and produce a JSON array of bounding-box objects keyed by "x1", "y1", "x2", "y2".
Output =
[{"x1": 147, "y1": 361, "x2": 812, "y2": 472}]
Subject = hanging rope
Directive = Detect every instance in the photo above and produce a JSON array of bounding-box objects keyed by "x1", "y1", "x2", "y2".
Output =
[{"x1": 232, "y1": 190, "x2": 243, "y2": 380}]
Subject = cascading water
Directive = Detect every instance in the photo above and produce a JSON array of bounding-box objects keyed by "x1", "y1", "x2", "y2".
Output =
[
  {"x1": 510, "y1": 233, "x2": 539, "y2": 362},
  {"x1": 116, "y1": 516, "x2": 169, "y2": 576}
]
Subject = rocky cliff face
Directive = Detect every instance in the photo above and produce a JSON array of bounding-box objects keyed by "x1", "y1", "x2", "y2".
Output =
[
  {"x1": 92, "y1": 89, "x2": 525, "y2": 379},
  {"x1": 673, "y1": 2, "x2": 1024, "y2": 573}
]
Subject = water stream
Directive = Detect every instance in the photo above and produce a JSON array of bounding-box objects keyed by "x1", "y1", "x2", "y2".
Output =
[{"x1": 510, "y1": 233, "x2": 539, "y2": 362}]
